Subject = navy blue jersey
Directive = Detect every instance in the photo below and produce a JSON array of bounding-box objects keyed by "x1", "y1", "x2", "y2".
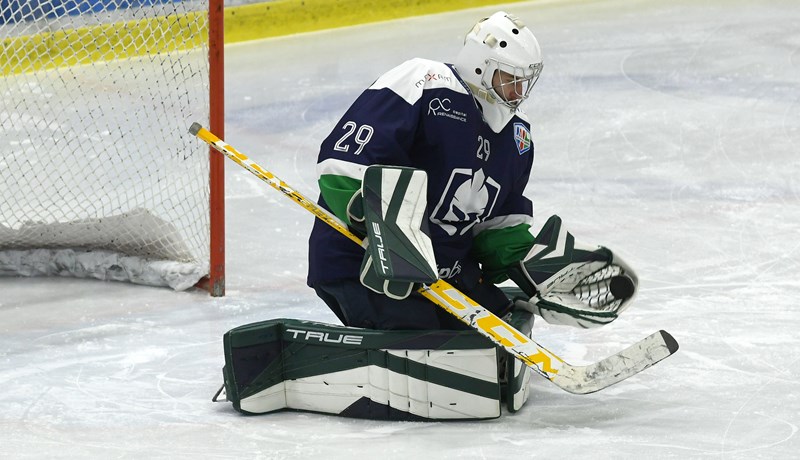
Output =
[{"x1": 308, "y1": 58, "x2": 534, "y2": 287}]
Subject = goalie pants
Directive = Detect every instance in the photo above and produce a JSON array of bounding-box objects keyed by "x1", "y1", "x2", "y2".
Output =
[{"x1": 313, "y1": 274, "x2": 512, "y2": 330}]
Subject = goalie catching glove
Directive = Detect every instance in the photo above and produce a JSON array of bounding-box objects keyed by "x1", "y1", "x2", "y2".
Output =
[
  {"x1": 507, "y1": 215, "x2": 638, "y2": 328},
  {"x1": 351, "y1": 165, "x2": 438, "y2": 300}
]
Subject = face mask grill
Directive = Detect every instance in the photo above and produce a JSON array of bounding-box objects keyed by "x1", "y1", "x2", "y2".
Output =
[{"x1": 486, "y1": 60, "x2": 543, "y2": 109}]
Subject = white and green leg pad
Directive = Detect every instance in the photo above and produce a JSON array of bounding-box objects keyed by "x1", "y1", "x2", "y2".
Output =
[{"x1": 215, "y1": 314, "x2": 534, "y2": 420}]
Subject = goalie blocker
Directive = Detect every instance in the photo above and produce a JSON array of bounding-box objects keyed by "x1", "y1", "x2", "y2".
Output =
[{"x1": 214, "y1": 307, "x2": 534, "y2": 421}]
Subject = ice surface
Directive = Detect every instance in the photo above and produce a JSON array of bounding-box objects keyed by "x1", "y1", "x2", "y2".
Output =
[{"x1": 2, "y1": 0, "x2": 799, "y2": 458}]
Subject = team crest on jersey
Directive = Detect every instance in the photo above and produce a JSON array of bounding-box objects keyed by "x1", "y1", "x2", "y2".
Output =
[
  {"x1": 514, "y1": 123, "x2": 531, "y2": 155},
  {"x1": 430, "y1": 168, "x2": 501, "y2": 236}
]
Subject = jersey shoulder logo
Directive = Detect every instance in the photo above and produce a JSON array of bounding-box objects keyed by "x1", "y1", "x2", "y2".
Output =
[
  {"x1": 428, "y1": 97, "x2": 468, "y2": 123},
  {"x1": 513, "y1": 123, "x2": 531, "y2": 155}
]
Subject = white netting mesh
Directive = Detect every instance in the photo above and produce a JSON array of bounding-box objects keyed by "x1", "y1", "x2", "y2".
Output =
[{"x1": 0, "y1": 0, "x2": 212, "y2": 289}]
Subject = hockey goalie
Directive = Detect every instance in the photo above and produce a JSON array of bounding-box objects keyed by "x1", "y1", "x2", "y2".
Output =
[{"x1": 214, "y1": 11, "x2": 644, "y2": 421}]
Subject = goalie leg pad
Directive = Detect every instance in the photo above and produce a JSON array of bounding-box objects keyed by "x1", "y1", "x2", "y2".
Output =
[{"x1": 219, "y1": 318, "x2": 534, "y2": 420}]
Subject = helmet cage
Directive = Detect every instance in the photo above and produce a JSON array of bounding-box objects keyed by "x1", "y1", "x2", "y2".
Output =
[{"x1": 482, "y1": 58, "x2": 543, "y2": 109}]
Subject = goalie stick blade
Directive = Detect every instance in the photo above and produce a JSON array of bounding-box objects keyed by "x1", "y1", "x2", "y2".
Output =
[{"x1": 551, "y1": 330, "x2": 679, "y2": 394}]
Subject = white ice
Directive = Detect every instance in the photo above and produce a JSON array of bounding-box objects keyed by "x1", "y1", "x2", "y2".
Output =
[{"x1": 2, "y1": 0, "x2": 799, "y2": 458}]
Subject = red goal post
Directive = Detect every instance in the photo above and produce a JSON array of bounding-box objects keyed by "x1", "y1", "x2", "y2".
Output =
[
  {"x1": 0, "y1": 0, "x2": 225, "y2": 296},
  {"x1": 208, "y1": 0, "x2": 225, "y2": 296}
]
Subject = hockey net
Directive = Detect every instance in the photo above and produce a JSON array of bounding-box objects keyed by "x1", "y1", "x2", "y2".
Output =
[{"x1": 0, "y1": 0, "x2": 223, "y2": 293}]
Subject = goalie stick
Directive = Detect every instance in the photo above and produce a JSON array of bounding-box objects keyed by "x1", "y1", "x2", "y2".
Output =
[{"x1": 189, "y1": 122, "x2": 679, "y2": 395}]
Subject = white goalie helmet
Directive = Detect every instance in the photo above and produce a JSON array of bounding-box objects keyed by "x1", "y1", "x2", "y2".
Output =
[{"x1": 454, "y1": 11, "x2": 543, "y2": 131}]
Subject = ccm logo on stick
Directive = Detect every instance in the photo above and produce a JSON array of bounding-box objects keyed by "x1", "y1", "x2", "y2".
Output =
[{"x1": 285, "y1": 328, "x2": 364, "y2": 345}]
